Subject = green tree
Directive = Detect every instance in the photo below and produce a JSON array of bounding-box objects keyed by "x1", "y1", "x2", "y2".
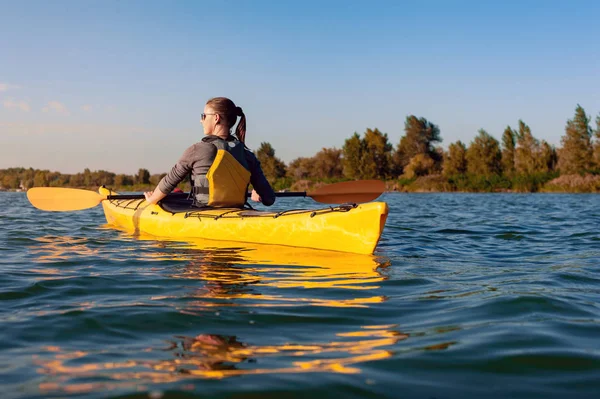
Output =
[
  {"x1": 593, "y1": 113, "x2": 600, "y2": 169},
  {"x1": 22, "y1": 168, "x2": 35, "y2": 188},
  {"x1": 403, "y1": 153, "x2": 436, "y2": 179},
  {"x1": 115, "y1": 174, "x2": 135, "y2": 187},
  {"x1": 2, "y1": 174, "x2": 19, "y2": 189},
  {"x1": 342, "y1": 133, "x2": 365, "y2": 179},
  {"x1": 514, "y1": 120, "x2": 539, "y2": 175},
  {"x1": 48, "y1": 172, "x2": 68, "y2": 187},
  {"x1": 83, "y1": 168, "x2": 92, "y2": 186},
  {"x1": 361, "y1": 128, "x2": 393, "y2": 179},
  {"x1": 90, "y1": 170, "x2": 115, "y2": 186},
  {"x1": 255, "y1": 142, "x2": 286, "y2": 183},
  {"x1": 501, "y1": 126, "x2": 516, "y2": 175},
  {"x1": 33, "y1": 171, "x2": 49, "y2": 187},
  {"x1": 342, "y1": 129, "x2": 393, "y2": 179},
  {"x1": 557, "y1": 105, "x2": 593, "y2": 174},
  {"x1": 136, "y1": 168, "x2": 151, "y2": 185},
  {"x1": 443, "y1": 140, "x2": 467, "y2": 176},
  {"x1": 538, "y1": 140, "x2": 557, "y2": 173},
  {"x1": 69, "y1": 173, "x2": 84, "y2": 187},
  {"x1": 394, "y1": 116, "x2": 442, "y2": 174},
  {"x1": 149, "y1": 173, "x2": 165, "y2": 186},
  {"x1": 466, "y1": 129, "x2": 501, "y2": 176}
]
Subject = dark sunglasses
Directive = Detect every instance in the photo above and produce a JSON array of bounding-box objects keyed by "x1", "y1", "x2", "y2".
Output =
[{"x1": 201, "y1": 113, "x2": 218, "y2": 120}]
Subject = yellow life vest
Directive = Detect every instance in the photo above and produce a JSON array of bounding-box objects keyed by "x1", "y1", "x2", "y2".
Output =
[{"x1": 205, "y1": 149, "x2": 251, "y2": 207}]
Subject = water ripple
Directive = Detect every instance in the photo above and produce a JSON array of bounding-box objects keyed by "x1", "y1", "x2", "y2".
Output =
[{"x1": 1, "y1": 192, "x2": 600, "y2": 398}]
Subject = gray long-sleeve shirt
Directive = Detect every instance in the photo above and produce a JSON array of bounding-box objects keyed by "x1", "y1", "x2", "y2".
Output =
[{"x1": 158, "y1": 136, "x2": 276, "y2": 206}]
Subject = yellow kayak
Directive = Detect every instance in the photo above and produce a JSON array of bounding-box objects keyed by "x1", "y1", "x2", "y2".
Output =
[{"x1": 99, "y1": 187, "x2": 388, "y2": 254}]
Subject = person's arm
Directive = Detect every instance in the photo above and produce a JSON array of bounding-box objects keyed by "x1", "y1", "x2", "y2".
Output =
[
  {"x1": 144, "y1": 146, "x2": 196, "y2": 205},
  {"x1": 246, "y1": 151, "x2": 276, "y2": 206},
  {"x1": 144, "y1": 188, "x2": 167, "y2": 205}
]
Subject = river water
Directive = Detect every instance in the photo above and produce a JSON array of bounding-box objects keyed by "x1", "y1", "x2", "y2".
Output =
[{"x1": 1, "y1": 191, "x2": 599, "y2": 398}]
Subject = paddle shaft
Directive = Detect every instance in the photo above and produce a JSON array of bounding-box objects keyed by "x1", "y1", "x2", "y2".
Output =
[
  {"x1": 106, "y1": 193, "x2": 188, "y2": 200},
  {"x1": 104, "y1": 192, "x2": 308, "y2": 200},
  {"x1": 259, "y1": 191, "x2": 307, "y2": 198}
]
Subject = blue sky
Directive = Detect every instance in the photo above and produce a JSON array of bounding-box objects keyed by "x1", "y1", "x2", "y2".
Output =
[{"x1": 1, "y1": 0, "x2": 599, "y2": 174}]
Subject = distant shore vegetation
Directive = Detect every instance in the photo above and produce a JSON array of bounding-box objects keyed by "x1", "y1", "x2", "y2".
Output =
[{"x1": 2, "y1": 104, "x2": 600, "y2": 194}]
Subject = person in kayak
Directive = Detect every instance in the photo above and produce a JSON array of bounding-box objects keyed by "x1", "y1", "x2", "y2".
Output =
[{"x1": 144, "y1": 97, "x2": 276, "y2": 208}]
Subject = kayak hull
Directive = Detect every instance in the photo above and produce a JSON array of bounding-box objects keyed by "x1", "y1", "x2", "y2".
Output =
[{"x1": 99, "y1": 187, "x2": 388, "y2": 254}]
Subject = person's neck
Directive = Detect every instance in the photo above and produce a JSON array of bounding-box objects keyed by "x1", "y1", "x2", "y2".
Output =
[{"x1": 212, "y1": 126, "x2": 230, "y2": 139}]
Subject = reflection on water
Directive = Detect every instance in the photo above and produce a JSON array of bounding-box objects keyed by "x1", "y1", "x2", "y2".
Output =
[
  {"x1": 29, "y1": 236, "x2": 100, "y2": 263},
  {"x1": 170, "y1": 239, "x2": 390, "y2": 312},
  {"x1": 28, "y1": 235, "x2": 399, "y2": 395},
  {"x1": 35, "y1": 325, "x2": 407, "y2": 394}
]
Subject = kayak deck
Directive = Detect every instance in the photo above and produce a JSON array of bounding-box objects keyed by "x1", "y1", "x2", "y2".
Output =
[{"x1": 99, "y1": 187, "x2": 388, "y2": 254}]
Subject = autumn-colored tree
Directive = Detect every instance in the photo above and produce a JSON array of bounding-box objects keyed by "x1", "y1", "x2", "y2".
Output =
[
  {"x1": 514, "y1": 120, "x2": 539, "y2": 175},
  {"x1": 312, "y1": 147, "x2": 343, "y2": 179},
  {"x1": 501, "y1": 126, "x2": 516, "y2": 175},
  {"x1": 286, "y1": 157, "x2": 313, "y2": 180},
  {"x1": 394, "y1": 116, "x2": 442, "y2": 174},
  {"x1": 443, "y1": 140, "x2": 467, "y2": 176},
  {"x1": 466, "y1": 129, "x2": 501, "y2": 176},
  {"x1": 255, "y1": 142, "x2": 286, "y2": 183},
  {"x1": 557, "y1": 105, "x2": 593, "y2": 174}
]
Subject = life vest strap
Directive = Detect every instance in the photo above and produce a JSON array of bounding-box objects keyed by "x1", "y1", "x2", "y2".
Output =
[{"x1": 192, "y1": 186, "x2": 210, "y2": 195}]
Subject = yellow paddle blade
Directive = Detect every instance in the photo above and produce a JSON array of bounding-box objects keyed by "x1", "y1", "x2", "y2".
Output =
[
  {"x1": 27, "y1": 187, "x2": 106, "y2": 211},
  {"x1": 308, "y1": 180, "x2": 385, "y2": 204}
]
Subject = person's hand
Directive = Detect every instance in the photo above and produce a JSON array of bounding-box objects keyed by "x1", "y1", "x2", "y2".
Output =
[
  {"x1": 250, "y1": 189, "x2": 261, "y2": 202},
  {"x1": 144, "y1": 191, "x2": 153, "y2": 201}
]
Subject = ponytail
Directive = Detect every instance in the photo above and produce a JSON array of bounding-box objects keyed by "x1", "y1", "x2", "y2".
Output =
[{"x1": 235, "y1": 106, "x2": 246, "y2": 144}]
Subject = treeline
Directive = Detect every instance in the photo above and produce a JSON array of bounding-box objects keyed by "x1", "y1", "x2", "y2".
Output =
[
  {"x1": 0, "y1": 167, "x2": 166, "y2": 192},
  {"x1": 255, "y1": 104, "x2": 600, "y2": 193},
  {"x1": 2, "y1": 104, "x2": 600, "y2": 193}
]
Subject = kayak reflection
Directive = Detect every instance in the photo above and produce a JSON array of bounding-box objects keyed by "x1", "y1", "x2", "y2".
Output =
[{"x1": 156, "y1": 237, "x2": 391, "y2": 312}]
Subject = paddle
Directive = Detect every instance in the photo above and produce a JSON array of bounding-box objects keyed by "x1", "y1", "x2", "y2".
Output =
[{"x1": 26, "y1": 180, "x2": 385, "y2": 212}]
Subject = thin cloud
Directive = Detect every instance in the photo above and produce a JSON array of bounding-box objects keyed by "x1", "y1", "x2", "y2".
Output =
[
  {"x1": 3, "y1": 99, "x2": 31, "y2": 112},
  {"x1": 42, "y1": 101, "x2": 70, "y2": 115},
  {"x1": 0, "y1": 121, "x2": 149, "y2": 137},
  {"x1": 81, "y1": 104, "x2": 93, "y2": 112},
  {"x1": 0, "y1": 83, "x2": 20, "y2": 92}
]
